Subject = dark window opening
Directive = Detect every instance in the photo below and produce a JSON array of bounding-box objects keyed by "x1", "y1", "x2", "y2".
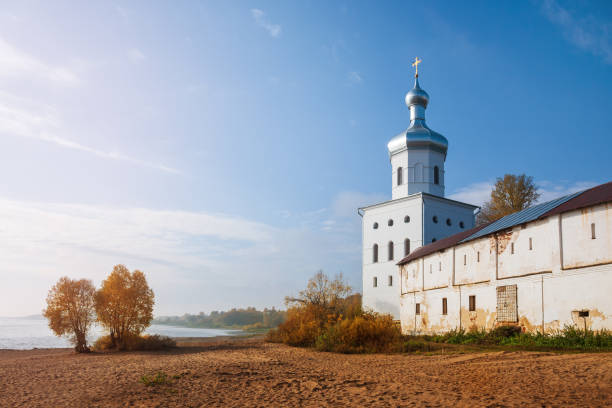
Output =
[
  {"x1": 591, "y1": 223, "x2": 596, "y2": 239},
  {"x1": 434, "y1": 166, "x2": 440, "y2": 185},
  {"x1": 388, "y1": 275, "x2": 393, "y2": 286},
  {"x1": 415, "y1": 303, "x2": 420, "y2": 315},
  {"x1": 432, "y1": 216, "x2": 438, "y2": 223},
  {"x1": 459, "y1": 221, "x2": 465, "y2": 229},
  {"x1": 477, "y1": 251, "x2": 480, "y2": 262},
  {"x1": 372, "y1": 244, "x2": 378, "y2": 263},
  {"x1": 404, "y1": 215, "x2": 410, "y2": 223},
  {"x1": 404, "y1": 239, "x2": 410, "y2": 256},
  {"x1": 511, "y1": 242, "x2": 514, "y2": 254},
  {"x1": 578, "y1": 310, "x2": 589, "y2": 317},
  {"x1": 432, "y1": 238, "x2": 437, "y2": 243},
  {"x1": 388, "y1": 219, "x2": 394, "y2": 227},
  {"x1": 464, "y1": 254, "x2": 467, "y2": 265},
  {"x1": 442, "y1": 298, "x2": 448, "y2": 315},
  {"x1": 529, "y1": 237, "x2": 533, "y2": 250},
  {"x1": 373, "y1": 277, "x2": 377, "y2": 287},
  {"x1": 397, "y1": 167, "x2": 403, "y2": 186},
  {"x1": 469, "y1": 295, "x2": 476, "y2": 312},
  {"x1": 373, "y1": 222, "x2": 378, "y2": 229},
  {"x1": 446, "y1": 218, "x2": 451, "y2": 226},
  {"x1": 388, "y1": 241, "x2": 394, "y2": 261}
]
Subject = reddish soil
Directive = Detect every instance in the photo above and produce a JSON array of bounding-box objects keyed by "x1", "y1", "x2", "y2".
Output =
[{"x1": 1, "y1": 338, "x2": 611, "y2": 407}]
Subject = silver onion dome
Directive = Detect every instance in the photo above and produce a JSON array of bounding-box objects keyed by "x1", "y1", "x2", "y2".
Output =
[
  {"x1": 405, "y1": 77, "x2": 429, "y2": 108},
  {"x1": 388, "y1": 77, "x2": 448, "y2": 158}
]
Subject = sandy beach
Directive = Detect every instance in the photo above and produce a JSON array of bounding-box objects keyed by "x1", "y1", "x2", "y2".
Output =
[{"x1": 1, "y1": 337, "x2": 611, "y2": 407}]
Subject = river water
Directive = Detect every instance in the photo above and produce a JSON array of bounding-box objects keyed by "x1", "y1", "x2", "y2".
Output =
[{"x1": 0, "y1": 316, "x2": 242, "y2": 350}]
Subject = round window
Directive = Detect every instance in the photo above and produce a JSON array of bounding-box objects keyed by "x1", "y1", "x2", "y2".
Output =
[{"x1": 404, "y1": 215, "x2": 410, "y2": 223}]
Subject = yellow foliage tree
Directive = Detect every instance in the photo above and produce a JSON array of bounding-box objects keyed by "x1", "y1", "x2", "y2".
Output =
[
  {"x1": 95, "y1": 265, "x2": 154, "y2": 349},
  {"x1": 477, "y1": 174, "x2": 540, "y2": 225},
  {"x1": 43, "y1": 277, "x2": 96, "y2": 353}
]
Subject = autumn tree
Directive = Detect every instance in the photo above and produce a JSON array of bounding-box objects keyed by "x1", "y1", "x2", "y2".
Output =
[
  {"x1": 477, "y1": 174, "x2": 540, "y2": 225},
  {"x1": 95, "y1": 265, "x2": 154, "y2": 349},
  {"x1": 43, "y1": 277, "x2": 96, "y2": 353},
  {"x1": 285, "y1": 271, "x2": 353, "y2": 321}
]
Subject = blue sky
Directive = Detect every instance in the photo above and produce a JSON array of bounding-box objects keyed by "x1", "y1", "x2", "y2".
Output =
[{"x1": 1, "y1": 0, "x2": 610, "y2": 316}]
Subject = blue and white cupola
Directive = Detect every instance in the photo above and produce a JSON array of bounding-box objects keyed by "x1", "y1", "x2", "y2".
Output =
[{"x1": 387, "y1": 61, "x2": 447, "y2": 199}]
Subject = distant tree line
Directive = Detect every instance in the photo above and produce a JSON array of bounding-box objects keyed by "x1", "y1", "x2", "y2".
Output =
[{"x1": 154, "y1": 307, "x2": 286, "y2": 330}]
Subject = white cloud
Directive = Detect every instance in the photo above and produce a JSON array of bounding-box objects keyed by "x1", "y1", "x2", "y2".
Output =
[
  {"x1": 0, "y1": 36, "x2": 79, "y2": 85},
  {"x1": 0, "y1": 92, "x2": 181, "y2": 174},
  {"x1": 541, "y1": 0, "x2": 612, "y2": 63},
  {"x1": 251, "y1": 9, "x2": 281, "y2": 38},
  {"x1": 347, "y1": 71, "x2": 363, "y2": 84},
  {"x1": 448, "y1": 179, "x2": 598, "y2": 207},
  {"x1": 0, "y1": 193, "x2": 364, "y2": 316},
  {"x1": 127, "y1": 48, "x2": 145, "y2": 63},
  {"x1": 448, "y1": 181, "x2": 493, "y2": 206}
]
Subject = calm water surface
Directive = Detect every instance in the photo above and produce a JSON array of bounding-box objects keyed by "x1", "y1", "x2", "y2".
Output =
[{"x1": 0, "y1": 316, "x2": 242, "y2": 350}]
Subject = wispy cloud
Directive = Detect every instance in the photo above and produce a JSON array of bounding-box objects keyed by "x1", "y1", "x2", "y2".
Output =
[
  {"x1": 540, "y1": 0, "x2": 612, "y2": 63},
  {"x1": 448, "y1": 179, "x2": 598, "y2": 207},
  {"x1": 0, "y1": 191, "x2": 365, "y2": 315},
  {"x1": 347, "y1": 71, "x2": 363, "y2": 84},
  {"x1": 0, "y1": 92, "x2": 181, "y2": 174},
  {"x1": 251, "y1": 9, "x2": 281, "y2": 38},
  {"x1": 0, "y1": 36, "x2": 79, "y2": 85},
  {"x1": 127, "y1": 48, "x2": 146, "y2": 63}
]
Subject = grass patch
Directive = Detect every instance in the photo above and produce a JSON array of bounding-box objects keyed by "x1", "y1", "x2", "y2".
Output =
[{"x1": 139, "y1": 371, "x2": 171, "y2": 387}]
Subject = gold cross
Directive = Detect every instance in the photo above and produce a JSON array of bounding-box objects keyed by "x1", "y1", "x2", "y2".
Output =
[{"x1": 412, "y1": 57, "x2": 422, "y2": 78}]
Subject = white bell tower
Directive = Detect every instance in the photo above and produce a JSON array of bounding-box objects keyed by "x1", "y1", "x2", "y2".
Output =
[{"x1": 387, "y1": 59, "x2": 447, "y2": 199}]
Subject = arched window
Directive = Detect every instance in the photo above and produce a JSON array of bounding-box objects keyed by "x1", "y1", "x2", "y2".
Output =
[
  {"x1": 397, "y1": 167, "x2": 403, "y2": 186},
  {"x1": 388, "y1": 241, "x2": 394, "y2": 261},
  {"x1": 404, "y1": 215, "x2": 410, "y2": 223},
  {"x1": 372, "y1": 244, "x2": 378, "y2": 263},
  {"x1": 373, "y1": 222, "x2": 378, "y2": 229},
  {"x1": 404, "y1": 238, "x2": 410, "y2": 256},
  {"x1": 434, "y1": 166, "x2": 440, "y2": 185}
]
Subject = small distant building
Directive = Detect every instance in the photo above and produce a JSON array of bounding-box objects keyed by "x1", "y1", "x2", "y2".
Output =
[
  {"x1": 397, "y1": 181, "x2": 612, "y2": 334},
  {"x1": 359, "y1": 64, "x2": 478, "y2": 319}
]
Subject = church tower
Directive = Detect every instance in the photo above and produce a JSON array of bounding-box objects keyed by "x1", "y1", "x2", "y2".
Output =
[
  {"x1": 387, "y1": 68, "x2": 447, "y2": 199},
  {"x1": 359, "y1": 58, "x2": 477, "y2": 320}
]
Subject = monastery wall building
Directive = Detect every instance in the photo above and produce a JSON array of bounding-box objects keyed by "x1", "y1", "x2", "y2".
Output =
[
  {"x1": 359, "y1": 61, "x2": 477, "y2": 319},
  {"x1": 397, "y1": 182, "x2": 612, "y2": 334}
]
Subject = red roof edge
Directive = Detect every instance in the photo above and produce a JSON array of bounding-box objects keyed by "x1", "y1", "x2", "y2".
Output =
[
  {"x1": 397, "y1": 222, "x2": 491, "y2": 266},
  {"x1": 539, "y1": 181, "x2": 612, "y2": 219}
]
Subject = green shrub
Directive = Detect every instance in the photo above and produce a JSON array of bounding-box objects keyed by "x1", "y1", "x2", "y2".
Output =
[{"x1": 140, "y1": 371, "x2": 170, "y2": 387}]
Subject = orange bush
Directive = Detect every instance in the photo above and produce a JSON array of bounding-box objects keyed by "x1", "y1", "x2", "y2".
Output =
[{"x1": 315, "y1": 312, "x2": 401, "y2": 353}]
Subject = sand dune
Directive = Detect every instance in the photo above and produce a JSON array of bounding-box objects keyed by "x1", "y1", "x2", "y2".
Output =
[{"x1": 1, "y1": 338, "x2": 611, "y2": 407}]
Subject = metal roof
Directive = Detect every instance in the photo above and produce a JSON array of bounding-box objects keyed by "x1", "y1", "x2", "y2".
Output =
[
  {"x1": 397, "y1": 180, "x2": 612, "y2": 266},
  {"x1": 397, "y1": 222, "x2": 491, "y2": 265},
  {"x1": 459, "y1": 191, "x2": 583, "y2": 244},
  {"x1": 539, "y1": 181, "x2": 612, "y2": 219}
]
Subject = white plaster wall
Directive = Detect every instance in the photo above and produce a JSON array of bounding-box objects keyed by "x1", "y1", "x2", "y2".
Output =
[
  {"x1": 454, "y1": 237, "x2": 495, "y2": 285},
  {"x1": 497, "y1": 219, "x2": 554, "y2": 279},
  {"x1": 561, "y1": 203, "x2": 612, "y2": 269},
  {"x1": 362, "y1": 196, "x2": 424, "y2": 319},
  {"x1": 391, "y1": 149, "x2": 445, "y2": 199},
  {"x1": 423, "y1": 197, "x2": 475, "y2": 245},
  {"x1": 399, "y1": 205, "x2": 612, "y2": 334},
  {"x1": 422, "y1": 250, "x2": 453, "y2": 290}
]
